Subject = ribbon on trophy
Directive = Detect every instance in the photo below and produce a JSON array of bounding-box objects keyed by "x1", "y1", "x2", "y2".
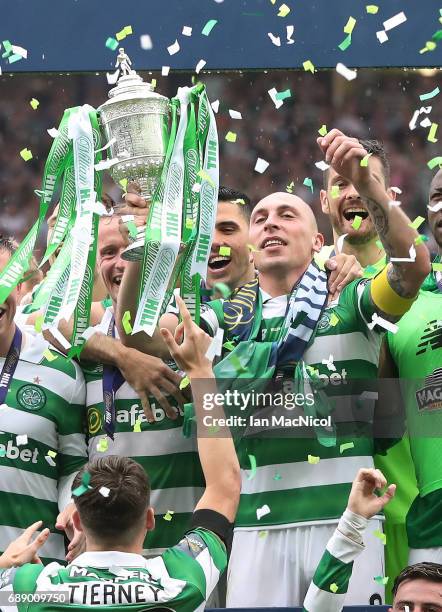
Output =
[{"x1": 133, "y1": 83, "x2": 219, "y2": 336}]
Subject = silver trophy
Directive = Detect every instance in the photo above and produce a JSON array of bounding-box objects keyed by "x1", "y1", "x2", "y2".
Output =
[{"x1": 98, "y1": 48, "x2": 170, "y2": 260}]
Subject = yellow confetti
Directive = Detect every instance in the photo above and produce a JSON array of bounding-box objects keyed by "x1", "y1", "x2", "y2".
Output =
[
  {"x1": 163, "y1": 510, "x2": 175, "y2": 521},
  {"x1": 123, "y1": 25, "x2": 133, "y2": 36},
  {"x1": 331, "y1": 185, "x2": 340, "y2": 199},
  {"x1": 97, "y1": 437, "x2": 109, "y2": 453},
  {"x1": 360, "y1": 153, "x2": 372, "y2": 167},
  {"x1": 43, "y1": 348, "x2": 57, "y2": 362},
  {"x1": 352, "y1": 215, "x2": 362, "y2": 230},
  {"x1": 330, "y1": 313, "x2": 340, "y2": 327},
  {"x1": 225, "y1": 131, "x2": 237, "y2": 143},
  {"x1": 34, "y1": 315, "x2": 43, "y2": 333},
  {"x1": 180, "y1": 376, "x2": 190, "y2": 390},
  {"x1": 303, "y1": 60, "x2": 316, "y2": 73},
  {"x1": 330, "y1": 583, "x2": 339, "y2": 593},
  {"x1": 20, "y1": 148, "x2": 33, "y2": 161},
  {"x1": 409, "y1": 216, "x2": 425, "y2": 230},
  {"x1": 374, "y1": 529, "x2": 387, "y2": 545},
  {"x1": 133, "y1": 418, "x2": 142, "y2": 433},
  {"x1": 258, "y1": 530, "x2": 269, "y2": 538},
  {"x1": 47, "y1": 450, "x2": 57, "y2": 458},
  {"x1": 428, "y1": 123, "x2": 439, "y2": 143},
  {"x1": 318, "y1": 124, "x2": 328, "y2": 137},
  {"x1": 30, "y1": 98, "x2": 39, "y2": 110},
  {"x1": 150, "y1": 78, "x2": 157, "y2": 90},
  {"x1": 308, "y1": 455, "x2": 320, "y2": 464},
  {"x1": 122, "y1": 311, "x2": 133, "y2": 334},
  {"x1": 366, "y1": 5, "x2": 379, "y2": 14},
  {"x1": 277, "y1": 3, "x2": 290, "y2": 17},
  {"x1": 185, "y1": 218, "x2": 194, "y2": 229},
  {"x1": 115, "y1": 29, "x2": 126, "y2": 41},
  {"x1": 343, "y1": 16, "x2": 356, "y2": 35},
  {"x1": 119, "y1": 178, "x2": 128, "y2": 191},
  {"x1": 219, "y1": 246, "x2": 231, "y2": 256}
]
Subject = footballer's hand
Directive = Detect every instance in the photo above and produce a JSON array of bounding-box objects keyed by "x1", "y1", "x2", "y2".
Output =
[
  {"x1": 160, "y1": 296, "x2": 213, "y2": 378},
  {"x1": 0, "y1": 522, "x2": 50, "y2": 568},
  {"x1": 347, "y1": 468, "x2": 396, "y2": 519},
  {"x1": 326, "y1": 252, "x2": 363, "y2": 299}
]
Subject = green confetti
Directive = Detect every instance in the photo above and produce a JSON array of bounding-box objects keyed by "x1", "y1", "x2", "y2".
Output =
[
  {"x1": 20, "y1": 148, "x2": 33, "y2": 162},
  {"x1": 247, "y1": 454, "x2": 257, "y2": 479},
  {"x1": 213, "y1": 282, "x2": 231, "y2": 298},
  {"x1": 105, "y1": 37, "x2": 119, "y2": 51},
  {"x1": 420, "y1": 86, "x2": 440, "y2": 101},
  {"x1": 222, "y1": 340, "x2": 236, "y2": 352},
  {"x1": 432, "y1": 29, "x2": 442, "y2": 41},
  {"x1": 126, "y1": 220, "x2": 138, "y2": 240},
  {"x1": 374, "y1": 529, "x2": 387, "y2": 545},
  {"x1": 340, "y1": 442, "x2": 355, "y2": 454},
  {"x1": 180, "y1": 376, "x2": 190, "y2": 390},
  {"x1": 330, "y1": 583, "x2": 339, "y2": 593},
  {"x1": 225, "y1": 131, "x2": 237, "y2": 143},
  {"x1": 374, "y1": 576, "x2": 389, "y2": 585},
  {"x1": 1, "y1": 40, "x2": 12, "y2": 58},
  {"x1": 163, "y1": 510, "x2": 175, "y2": 521},
  {"x1": 414, "y1": 234, "x2": 429, "y2": 245},
  {"x1": 219, "y1": 246, "x2": 231, "y2": 256},
  {"x1": 360, "y1": 153, "x2": 372, "y2": 167},
  {"x1": 352, "y1": 215, "x2": 362, "y2": 230},
  {"x1": 202, "y1": 19, "x2": 218, "y2": 36},
  {"x1": 30, "y1": 98, "x2": 39, "y2": 110},
  {"x1": 303, "y1": 177, "x2": 313, "y2": 192},
  {"x1": 308, "y1": 455, "x2": 320, "y2": 464},
  {"x1": 275, "y1": 88, "x2": 292, "y2": 101},
  {"x1": 273, "y1": 473, "x2": 282, "y2": 480},
  {"x1": 375, "y1": 239, "x2": 383, "y2": 250},
  {"x1": 122, "y1": 310, "x2": 133, "y2": 334},
  {"x1": 8, "y1": 54, "x2": 23, "y2": 64},
  {"x1": 230, "y1": 355, "x2": 247, "y2": 374},
  {"x1": 331, "y1": 185, "x2": 340, "y2": 199},
  {"x1": 366, "y1": 5, "x2": 379, "y2": 14},
  {"x1": 338, "y1": 34, "x2": 352, "y2": 51},
  {"x1": 318, "y1": 124, "x2": 328, "y2": 137},
  {"x1": 72, "y1": 471, "x2": 92, "y2": 497},
  {"x1": 427, "y1": 156, "x2": 442, "y2": 169},
  {"x1": 409, "y1": 216, "x2": 425, "y2": 230},
  {"x1": 133, "y1": 418, "x2": 142, "y2": 432}
]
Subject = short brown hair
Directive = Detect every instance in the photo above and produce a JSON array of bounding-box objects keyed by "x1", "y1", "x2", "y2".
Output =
[
  {"x1": 73, "y1": 456, "x2": 150, "y2": 543},
  {"x1": 323, "y1": 138, "x2": 390, "y2": 188},
  {"x1": 392, "y1": 562, "x2": 442, "y2": 597},
  {"x1": 0, "y1": 236, "x2": 16, "y2": 256}
]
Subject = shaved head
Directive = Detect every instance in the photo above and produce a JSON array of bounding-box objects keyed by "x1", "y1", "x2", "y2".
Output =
[
  {"x1": 428, "y1": 169, "x2": 442, "y2": 249},
  {"x1": 253, "y1": 192, "x2": 318, "y2": 232}
]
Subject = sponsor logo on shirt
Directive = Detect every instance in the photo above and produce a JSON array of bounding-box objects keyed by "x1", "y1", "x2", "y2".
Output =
[
  {"x1": 88, "y1": 406, "x2": 102, "y2": 435},
  {"x1": 16, "y1": 384, "x2": 46, "y2": 411},
  {"x1": 416, "y1": 320, "x2": 442, "y2": 355},
  {"x1": 416, "y1": 367, "x2": 442, "y2": 411}
]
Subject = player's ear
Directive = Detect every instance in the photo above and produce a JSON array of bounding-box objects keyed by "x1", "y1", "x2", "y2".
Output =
[
  {"x1": 146, "y1": 506, "x2": 155, "y2": 532},
  {"x1": 72, "y1": 508, "x2": 84, "y2": 533},
  {"x1": 320, "y1": 189, "x2": 330, "y2": 214}
]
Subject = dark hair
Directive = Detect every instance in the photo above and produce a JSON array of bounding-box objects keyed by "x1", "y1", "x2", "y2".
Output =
[
  {"x1": 0, "y1": 236, "x2": 16, "y2": 256},
  {"x1": 323, "y1": 138, "x2": 390, "y2": 188},
  {"x1": 392, "y1": 562, "x2": 442, "y2": 597},
  {"x1": 218, "y1": 185, "x2": 253, "y2": 221},
  {"x1": 73, "y1": 456, "x2": 150, "y2": 543}
]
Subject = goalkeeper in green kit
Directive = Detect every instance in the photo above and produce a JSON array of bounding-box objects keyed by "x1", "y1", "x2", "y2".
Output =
[{"x1": 0, "y1": 297, "x2": 241, "y2": 611}]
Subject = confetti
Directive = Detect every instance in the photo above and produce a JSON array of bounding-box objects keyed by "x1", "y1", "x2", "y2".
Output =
[
  {"x1": 195, "y1": 59, "x2": 206, "y2": 74},
  {"x1": 409, "y1": 106, "x2": 432, "y2": 130},
  {"x1": 205, "y1": 328, "x2": 224, "y2": 361},
  {"x1": 338, "y1": 34, "x2": 352, "y2": 51},
  {"x1": 409, "y1": 216, "x2": 425, "y2": 230},
  {"x1": 336, "y1": 233, "x2": 348, "y2": 253},
  {"x1": 99, "y1": 486, "x2": 110, "y2": 498},
  {"x1": 20, "y1": 148, "x2": 33, "y2": 162},
  {"x1": 197, "y1": 169, "x2": 215, "y2": 187},
  {"x1": 273, "y1": 473, "x2": 282, "y2": 480},
  {"x1": 223, "y1": 340, "x2": 236, "y2": 351},
  {"x1": 374, "y1": 576, "x2": 389, "y2": 585},
  {"x1": 161, "y1": 66, "x2": 170, "y2": 76},
  {"x1": 330, "y1": 583, "x2": 339, "y2": 593},
  {"x1": 219, "y1": 246, "x2": 231, "y2": 256},
  {"x1": 43, "y1": 348, "x2": 57, "y2": 361},
  {"x1": 368, "y1": 314, "x2": 398, "y2": 334},
  {"x1": 374, "y1": 529, "x2": 387, "y2": 545},
  {"x1": 331, "y1": 185, "x2": 340, "y2": 199},
  {"x1": 182, "y1": 26, "x2": 192, "y2": 36},
  {"x1": 376, "y1": 30, "x2": 389, "y2": 44},
  {"x1": 275, "y1": 88, "x2": 292, "y2": 101},
  {"x1": 211, "y1": 99, "x2": 220, "y2": 113},
  {"x1": 202, "y1": 19, "x2": 218, "y2": 36},
  {"x1": 315, "y1": 161, "x2": 330, "y2": 172},
  {"x1": 167, "y1": 40, "x2": 180, "y2": 55},
  {"x1": 286, "y1": 25, "x2": 295, "y2": 44},
  {"x1": 352, "y1": 215, "x2": 362, "y2": 230},
  {"x1": 1, "y1": 40, "x2": 12, "y2": 58},
  {"x1": 180, "y1": 376, "x2": 190, "y2": 390},
  {"x1": 340, "y1": 442, "x2": 355, "y2": 454},
  {"x1": 256, "y1": 504, "x2": 271, "y2": 520},
  {"x1": 420, "y1": 87, "x2": 440, "y2": 101},
  {"x1": 344, "y1": 16, "x2": 356, "y2": 35},
  {"x1": 303, "y1": 177, "x2": 313, "y2": 192},
  {"x1": 286, "y1": 181, "x2": 295, "y2": 193},
  {"x1": 47, "y1": 127, "x2": 60, "y2": 138},
  {"x1": 383, "y1": 12, "x2": 407, "y2": 32},
  {"x1": 321, "y1": 354, "x2": 336, "y2": 371},
  {"x1": 414, "y1": 234, "x2": 429, "y2": 245},
  {"x1": 30, "y1": 98, "x2": 39, "y2": 110},
  {"x1": 163, "y1": 510, "x2": 175, "y2": 521},
  {"x1": 96, "y1": 437, "x2": 109, "y2": 453},
  {"x1": 308, "y1": 455, "x2": 320, "y2": 464},
  {"x1": 428, "y1": 202, "x2": 442, "y2": 212},
  {"x1": 277, "y1": 3, "x2": 290, "y2": 17},
  {"x1": 366, "y1": 5, "x2": 379, "y2": 14},
  {"x1": 318, "y1": 125, "x2": 328, "y2": 137},
  {"x1": 390, "y1": 245, "x2": 416, "y2": 263},
  {"x1": 428, "y1": 123, "x2": 439, "y2": 144},
  {"x1": 247, "y1": 454, "x2": 257, "y2": 479},
  {"x1": 228, "y1": 109, "x2": 242, "y2": 119},
  {"x1": 268, "y1": 33, "x2": 281, "y2": 46},
  {"x1": 268, "y1": 88, "x2": 284, "y2": 109},
  {"x1": 258, "y1": 530, "x2": 269, "y2": 538},
  {"x1": 360, "y1": 153, "x2": 372, "y2": 167},
  {"x1": 390, "y1": 186, "x2": 402, "y2": 194},
  {"x1": 133, "y1": 418, "x2": 142, "y2": 432},
  {"x1": 45, "y1": 455, "x2": 56, "y2": 467},
  {"x1": 303, "y1": 60, "x2": 315, "y2": 73},
  {"x1": 16, "y1": 435, "x2": 28, "y2": 446},
  {"x1": 421, "y1": 117, "x2": 432, "y2": 129},
  {"x1": 255, "y1": 158, "x2": 270, "y2": 173},
  {"x1": 140, "y1": 34, "x2": 153, "y2": 50},
  {"x1": 336, "y1": 62, "x2": 357, "y2": 81},
  {"x1": 432, "y1": 262, "x2": 442, "y2": 271},
  {"x1": 225, "y1": 132, "x2": 237, "y2": 144},
  {"x1": 72, "y1": 472, "x2": 92, "y2": 497},
  {"x1": 105, "y1": 37, "x2": 118, "y2": 51},
  {"x1": 34, "y1": 315, "x2": 43, "y2": 333},
  {"x1": 428, "y1": 156, "x2": 442, "y2": 170}
]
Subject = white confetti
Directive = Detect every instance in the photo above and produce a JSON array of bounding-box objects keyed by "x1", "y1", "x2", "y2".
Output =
[
  {"x1": 211, "y1": 99, "x2": 220, "y2": 113},
  {"x1": 390, "y1": 245, "x2": 416, "y2": 263},
  {"x1": 315, "y1": 160, "x2": 330, "y2": 172},
  {"x1": 45, "y1": 326, "x2": 71, "y2": 350},
  {"x1": 47, "y1": 127, "x2": 60, "y2": 138},
  {"x1": 428, "y1": 202, "x2": 442, "y2": 212},
  {"x1": 94, "y1": 158, "x2": 120, "y2": 171},
  {"x1": 286, "y1": 25, "x2": 295, "y2": 44},
  {"x1": 205, "y1": 328, "x2": 224, "y2": 361},
  {"x1": 192, "y1": 183, "x2": 202, "y2": 193},
  {"x1": 388, "y1": 200, "x2": 402, "y2": 208},
  {"x1": 99, "y1": 486, "x2": 111, "y2": 497},
  {"x1": 182, "y1": 26, "x2": 192, "y2": 36},
  {"x1": 420, "y1": 117, "x2": 432, "y2": 128},
  {"x1": 376, "y1": 30, "x2": 389, "y2": 44},
  {"x1": 195, "y1": 59, "x2": 206, "y2": 74},
  {"x1": 229, "y1": 109, "x2": 242, "y2": 120},
  {"x1": 11, "y1": 45, "x2": 27, "y2": 59},
  {"x1": 268, "y1": 32, "x2": 281, "y2": 46},
  {"x1": 409, "y1": 106, "x2": 432, "y2": 130},
  {"x1": 336, "y1": 63, "x2": 357, "y2": 81},
  {"x1": 140, "y1": 34, "x2": 153, "y2": 50},
  {"x1": 95, "y1": 138, "x2": 116, "y2": 154},
  {"x1": 45, "y1": 455, "x2": 56, "y2": 467},
  {"x1": 81, "y1": 326, "x2": 99, "y2": 341},
  {"x1": 161, "y1": 66, "x2": 170, "y2": 76},
  {"x1": 367, "y1": 313, "x2": 398, "y2": 334},
  {"x1": 321, "y1": 354, "x2": 336, "y2": 372},
  {"x1": 383, "y1": 11, "x2": 407, "y2": 32},
  {"x1": 257, "y1": 504, "x2": 271, "y2": 520},
  {"x1": 16, "y1": 434, "x2": 28, "y2": 446},
  {"x1": 390, "y1": 186, "x2": 402, "y2": 195},
  {"x1": 336, "y1": 233, "x2": 348, "y2": 254},
  {"x1": 255, "y1": 158, "x2": 270, "y2": 173},
  {"x1": 167, "y1": 39, "x2": 180, "y2": 55},
  {"x1": 268, "y1": 87, "x2": 283, "y2": 109}
]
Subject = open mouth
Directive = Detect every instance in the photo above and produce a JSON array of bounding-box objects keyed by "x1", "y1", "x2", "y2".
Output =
[
  {"x1": 261, "y1": 237, "x2": 287, "y2": 249},
  {"x1": 343, "y1": 207, "x2": 369, "y2": 223},
  {"x1": 208, "y1": 256, "x2": 231, "y2": 271}
]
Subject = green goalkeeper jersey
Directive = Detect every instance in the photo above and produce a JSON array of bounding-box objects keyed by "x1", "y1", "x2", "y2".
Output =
[{"x1": 0, "y1": 527, "x2": 225, "y2": 611}]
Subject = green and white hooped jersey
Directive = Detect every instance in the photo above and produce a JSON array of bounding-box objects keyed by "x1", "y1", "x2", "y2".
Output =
[
  {"x1": 84, "y1": 309, "x2": 204, "y2": 555},
  {"x1": 0, "y1": 527, "x2": 226, "y2": 611},
  {"x1": 201, "y1": 278, "x2": 382, "y2": 528},
  {"x1": 0, "y1": 331, "x2": 87, "y2": 563}
]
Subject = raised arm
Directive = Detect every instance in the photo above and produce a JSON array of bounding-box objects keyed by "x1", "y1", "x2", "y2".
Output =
[
  {"x1": 161, "y1": 295, "x2": 241, "y2": 523},
  {"x1": 318, "y1": 130, "x2": 431, "y2": 313}
]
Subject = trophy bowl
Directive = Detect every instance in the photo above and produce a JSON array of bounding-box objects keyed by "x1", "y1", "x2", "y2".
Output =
[{"x1": 97, "y1": 49, "x2": 170, "y2": 261}]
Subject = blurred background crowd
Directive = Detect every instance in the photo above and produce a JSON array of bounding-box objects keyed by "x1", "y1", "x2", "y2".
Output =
[{"x1": 0, "y1": 67, "x2": 439, "y2": 253}]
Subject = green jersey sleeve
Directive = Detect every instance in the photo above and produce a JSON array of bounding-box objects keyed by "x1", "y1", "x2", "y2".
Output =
[{"x1": 339, "y1": 278, "x2": 378, "y2": 330}]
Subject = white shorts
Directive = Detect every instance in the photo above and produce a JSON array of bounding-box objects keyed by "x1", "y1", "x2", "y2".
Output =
[
  {"x1": 227, "y1": 520, "x2": 385, "y2": 607},
  {"x1": 409, "y1": 547, "x2": 442, "y2": 564}
]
